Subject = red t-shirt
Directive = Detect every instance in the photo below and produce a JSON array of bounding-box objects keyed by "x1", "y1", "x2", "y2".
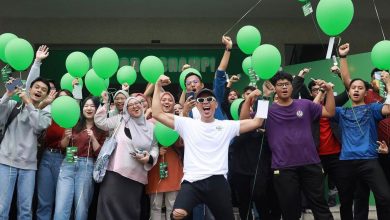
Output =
[
  {"x1": 71, "y1": 126, "x2": 107, "y2": 158},
  {"x1": 318, "y1": 117, "x2": 341, "y2": 155},
  {"x1": 364, "y1": 89, "x2": 383, "y2": 104},
  {"x1": 44, "y1": 121, "x2": 65, "y2": 150}
]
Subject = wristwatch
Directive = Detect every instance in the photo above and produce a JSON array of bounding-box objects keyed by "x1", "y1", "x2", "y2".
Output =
[{"x1": 225, "y1": 48, "x2": 232, "y2": 52}]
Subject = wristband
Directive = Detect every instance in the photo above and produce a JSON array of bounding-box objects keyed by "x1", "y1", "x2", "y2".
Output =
[
  {"x1": 225, "y1": 48, "x2": 232, "y2": 52},
  {"x1": 262, "y1": 96, "x2": 271, "y2": 100},
  {"x1": 339, "y1": 55, "x2": 347, "y2": 58}
]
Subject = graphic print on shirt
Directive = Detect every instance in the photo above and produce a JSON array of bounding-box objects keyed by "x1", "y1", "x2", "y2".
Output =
[{"x1": 296, "y1": 110, "x2": 304, "y2": 118}]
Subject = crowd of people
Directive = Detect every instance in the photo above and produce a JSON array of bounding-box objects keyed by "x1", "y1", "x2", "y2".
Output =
[{"x1": 0, "y1": 37, "x2": 390, "y2": 220}]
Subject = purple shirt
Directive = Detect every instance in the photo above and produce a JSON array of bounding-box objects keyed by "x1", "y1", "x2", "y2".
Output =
[{"x1": 266, "y1": 99, "x2": 322, "y2": 169}]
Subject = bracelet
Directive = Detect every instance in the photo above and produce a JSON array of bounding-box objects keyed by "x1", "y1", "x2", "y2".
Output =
[
  {"x1": 225, "y1": 48, "x2": 232, "y2": 52},
  {"x1": 319, "y1": 88, "x2": 326, "y2": 93},
  {"x1": 339, "y1": 55, "x2": 347, "y2": 58}
]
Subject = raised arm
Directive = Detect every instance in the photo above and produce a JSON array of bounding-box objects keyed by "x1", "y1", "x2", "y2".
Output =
[
  {"x1": 217, "y1": 36, "x2": 233, "y2": 71},
  {"x1": 25, "y1": 45, "x2": 49, "y2": 90},
  {"x1": 321, "y1": 83, "x2": 335, "y2": 118},
  {"x1": 338, "y1": 43, "x2": 351, "y2": 90},
  {"x1": 239, "y1": 89, "x2": 264, "y2": 133},
  {"x1": 152, "y1": 75, "x2": 175, "y2": 129},
  {"x1": 94, "y1": 91, "x2": 121, "y2": 131},
  {"x1": 292, "y1": 68, "x2": 311, "y2": 99}
]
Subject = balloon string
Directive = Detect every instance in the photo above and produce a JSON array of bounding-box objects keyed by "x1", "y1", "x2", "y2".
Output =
[
  {"x1": 309, "y1": 11, "x2": 326, "y2": 55},
  {"x1": 371, "y1": 0, "x2": 386, "y2": 40},
  {"x1": 223, "y1": 0, "x2": 264, "y2": 36}
]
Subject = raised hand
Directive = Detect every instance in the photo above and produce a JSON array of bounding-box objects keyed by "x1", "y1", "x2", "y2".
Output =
[
  {"x1": 101, "y1": 91, "x2": 109, "y2": 104},
  {"x1": 122, "y1": 83, "x2": 129, "y2": 91},
  {"x1": 298, "y1": 68, "x2": 311, "y2": 77},
  {"x1": 338, "y1": 43, "x2": 350, "y2": 57},
  {"x1": 229, "y1": 75, "x2": 240, "y2": 83},
  {"x1": 43, "y1": 90, "x2": 58, "y2": 105},
  {"x1": 17, "y1": 89, "x2": 32, "y2": 105},
  {"x1": 157, "y1": 75, "x2": 171, "y2": 87},
  {"x1": 262, "y1": 81, "x2": 275, "y2": 97},
  {"x1": 35, "y1": 45, "x2": 49, "y2": 61},
  {"x1": 64, "y1": 129, "x2": 72, "y2": 139},
  {"x1": 222, "y1": 36, "x2": 233, "y2": 49}
]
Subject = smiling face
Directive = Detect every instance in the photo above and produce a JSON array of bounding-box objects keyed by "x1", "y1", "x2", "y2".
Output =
[
  {"x1": 127, "y1": 99, "x2": 143, "y2": 118},
  {"x1": 228, "y1": 91, "x2": 238, "y2": 103},
  {"x1": 174, "y1": 103, "x2": 183, "y2": 115},
  {"x1": 185, "y1": 74, "x2": 203, "y2": 93},
  {"x1": 29, "y1": 81, "x2": 49, "y2": 104},
  {"x1": 349, "y1": 80, "x2": 367, "y2": 104},
  {"x1": 161, "y1": 93, "x2": 174, "y2": 113},
  {"x1": 114, "y1": 93, "x2": 127, "y2": 112},
  {"x1": 135, "y1": 95, "x2": 149, "y2": 110},
  {"x1": 83, "y1": 99, "x2": 97, "y2": 119},
  {"x1": 196, "y1": 93, "x2": 217, "y2": 122}
]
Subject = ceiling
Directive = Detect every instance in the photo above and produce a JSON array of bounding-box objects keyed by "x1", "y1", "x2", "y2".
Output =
[{"x1": 1, "y1": 0, "x2": 389, "y2": 19}]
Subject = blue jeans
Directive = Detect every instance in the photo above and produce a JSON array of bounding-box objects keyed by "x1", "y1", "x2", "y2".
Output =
[
  {"x1": 53, "y1": 157, "x2": 95, "y2": 220},
  {"x1": 36, "y1": 150, "x2": 64, "y2": 220},
  {"x1": 0, "y1": 163, "x2": 36, "y2": 220}
]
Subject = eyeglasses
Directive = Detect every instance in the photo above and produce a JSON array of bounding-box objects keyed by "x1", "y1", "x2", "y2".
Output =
[
  {"x1": 127, "y1": 102, "x2": 141, "y2": 108},
  {"x1": 196, "y1": 96, "x2": 216, "y2": 103},
  {"x1": 275, "y1": 82, "x2": 291, "y2": 87},
  {"x1": 186, "y1": 80, "x2": 200, "y2": 86},
  {"x1": 311, "y1": 88, "x2": 320, "y2": 92}
]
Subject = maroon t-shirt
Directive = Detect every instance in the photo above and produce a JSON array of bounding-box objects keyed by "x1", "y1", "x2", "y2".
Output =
[
  {"x1": 71, "y1": 127, "x2": 107, "y2": 158},
  {"x1": 266, "y1": 99, "x2": 322, "y2": 169}
]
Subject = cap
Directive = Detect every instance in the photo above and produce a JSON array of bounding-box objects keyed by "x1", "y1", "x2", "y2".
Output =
[{"x1": 195, "y1": 88, "x2": 216, "y2": 99}]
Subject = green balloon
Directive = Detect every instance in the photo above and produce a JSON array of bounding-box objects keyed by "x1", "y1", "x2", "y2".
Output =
[
  {"x1": 92, "y1": 47, "x2": 119, "y2": 79},
  {"x1": 316, "y1": 0, "x2": 354, "y2": 36},
  {"x1": 60, "y1": 73, "x2": 84, "y2": 92},
  {"x1": 0, "y1": 33, "x2": 17, "y2": 63},
  {"x1": 85, "y1": 69, "x2": 109, "y2": 96},
  {"x1": 242, "y1": 56, "x2": 252, "y2": 75},
  {"x1": 371, "y1": 40, "x2": 390, "y2": 70},
  {"x1": 230, "y1": 98, "x2": 244, "y2": 120},
  {"x1": 5, "y1": 38, "x2": 34, "y2": 71},
  {"x1": 179, "y1": 68, "x2": 202, "y2": 90},
  {"x1": 236, "y1": 25, "x2": 261, "y2": 55},
  {"x1": 140, "y1": 56, "x2": 164, "y2": 83},
  {"x1": 252, "y1": 44, "x2": 281, "y2": 80},
  {"x1": 51, "y1": 96, "x2": 81, "y2": 128},
  {"x1": 117, "y1": 66, "x2": 137, "y2": 85},
  {"x1": 154, "y1": 122, "x2": 179, "y2": 147},
  {"x1": 66, "y1": 52, "x2": 90, "y2": 78}
]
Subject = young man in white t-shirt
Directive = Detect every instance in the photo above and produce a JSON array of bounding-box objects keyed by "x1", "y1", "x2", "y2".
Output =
[{"x1": 152, "y1": 75, "x2": 266, "y2": 220}]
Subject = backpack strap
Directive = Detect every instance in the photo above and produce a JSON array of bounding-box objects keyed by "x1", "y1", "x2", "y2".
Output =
[{"x1": 1, "y1": 102, "x2": 22, "y2": 143}]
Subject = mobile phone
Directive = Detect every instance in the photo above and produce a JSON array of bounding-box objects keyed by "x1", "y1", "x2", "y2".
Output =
[
  {"x1": 185, "y1": 91, "x2": 195, "y2": 100},
  {"x1": 5, "y1": 78, "x2": 23, "y2": 92},
  {"x1": 73, "y1": 84, "x2": 82, "y2": 100},
  {"x1": 374, "y1": 71, "x2": 382, "y2": 80}
]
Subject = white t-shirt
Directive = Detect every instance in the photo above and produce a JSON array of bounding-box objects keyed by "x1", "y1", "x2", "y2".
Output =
[
  {"x1": 174, "y1": 115, "x2": 240, "y2": 182},
  {"x1": 191, "y1": 108, "x2": 201, "y2": 120}
]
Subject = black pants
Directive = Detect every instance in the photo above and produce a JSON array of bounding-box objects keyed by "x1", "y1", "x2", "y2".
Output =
[
  {"x1": 230, "y1": 172, "x2": 280, "y2": 220},
  {"x1": 353, "y1": 180, "x2": 370, "y2": 220},
  {"x1": 273, "y1": 163, "x2": 333, "y2": 220},
  {"x1": 172, "y1": 175, "x2": 234, "y2": 220},
  {"x1": 337, "y1": 159, "x2": 390, "y2": 220}
]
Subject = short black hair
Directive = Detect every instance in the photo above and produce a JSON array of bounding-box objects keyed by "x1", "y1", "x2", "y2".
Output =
[
  {"x1": 243, "y1": 86, "x2": 256, "y2": 94},
  {"x1": 184, "y1": 73, "x2": 202, "y2": 85},
  {"x1": 308, "y1": 80, "x2": 317, "y2": 91},
  {"x1": 270, "y1": 71, "x2": 293, "y2": 86},
  {"x1": 47, "y1": 79, "x2": 57, "y2": 90},
  {"x1": 349, "y1": 78, "x2": 369, "y2": 91},
  {"x1": 30, "y1": 77, "x2": 51, "y2": 93},
  {"x1": 56, "y1": 89, "x2": 73, "y2": 98}
]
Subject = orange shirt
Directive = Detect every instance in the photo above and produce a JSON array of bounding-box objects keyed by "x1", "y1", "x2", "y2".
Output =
[{"x1": 146, "y1": 141, "x2": 184, "y2": 194}]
